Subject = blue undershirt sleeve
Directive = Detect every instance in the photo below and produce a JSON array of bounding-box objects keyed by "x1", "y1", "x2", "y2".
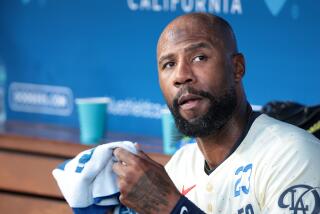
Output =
[{"x1": 170, "y1": 196, "x2": 206, "y2": 214}]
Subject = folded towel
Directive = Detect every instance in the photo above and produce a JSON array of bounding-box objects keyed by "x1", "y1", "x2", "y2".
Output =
[{"x1": 52, "y1": 141, "x2": 137, "y2": 214}]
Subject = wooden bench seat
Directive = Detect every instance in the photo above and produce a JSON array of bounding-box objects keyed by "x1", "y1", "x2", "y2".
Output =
[{"x1": 0, "y1": 134, "x2": 170, "y2": 214}]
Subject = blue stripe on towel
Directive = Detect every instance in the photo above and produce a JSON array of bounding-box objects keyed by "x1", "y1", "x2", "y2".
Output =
[
  {"x1": 93, "y1": 192, "x2": 120, "y2": 204},
  {"x1": 73, "y1": 204, "x2": 115, "y2": 214},
  {"x1": 57, "y1": 159, "x2": 71, "y2": 170},
  {"x1": 76, "y1": 148, "x2": 96, "y2": 173}
]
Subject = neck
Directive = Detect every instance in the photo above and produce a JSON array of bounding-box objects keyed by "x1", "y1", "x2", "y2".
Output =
[{"x1": 196, "y1": 101, "x2": 251, "y2": 170}]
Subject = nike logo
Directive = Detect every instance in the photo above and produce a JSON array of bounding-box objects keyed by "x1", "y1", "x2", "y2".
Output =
[{"x1": 181, "y1": 184, "x2": 196, "y2": 195}]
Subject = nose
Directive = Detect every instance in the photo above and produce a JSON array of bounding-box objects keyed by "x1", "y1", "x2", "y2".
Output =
[{"x1": 174, "y1": 60, "x2": 195, "y2": 88}]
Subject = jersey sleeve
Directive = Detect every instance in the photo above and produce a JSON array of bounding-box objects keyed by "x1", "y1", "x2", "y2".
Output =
[{"x1": 257, "y1": 133, "x2": 320, "y2": 213}]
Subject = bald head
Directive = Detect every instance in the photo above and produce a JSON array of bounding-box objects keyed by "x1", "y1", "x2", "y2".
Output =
[{"x1": 157, "y1": 13, "x2": 238, "y2": 57}]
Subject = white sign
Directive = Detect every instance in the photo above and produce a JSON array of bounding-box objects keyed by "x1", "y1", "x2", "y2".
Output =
[{"x1": 9, "y1": 82, "x2": 73, "y2": 116}]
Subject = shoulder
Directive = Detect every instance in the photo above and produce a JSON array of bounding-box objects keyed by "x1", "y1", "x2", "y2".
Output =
[
  {"x1": 250, "y1": 114, "x2": 320, "y2": 152},
  {"x1": 244, "y1": 114, "x2": 320, "y2": 186},
  {"x1": 250, "y1": 116, "x2": 320, "y2": 212},
  {"x1": 251, "y1": 114, "x2": 320, "y2": 184}
]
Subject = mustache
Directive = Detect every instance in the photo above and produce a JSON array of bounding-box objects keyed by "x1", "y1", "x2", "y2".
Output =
[{"x1": 173, "y1": 86, "x2": 214, "y2": 107}]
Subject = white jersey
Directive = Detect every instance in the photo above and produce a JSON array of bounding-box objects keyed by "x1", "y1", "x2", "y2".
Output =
[{"x1": 165, "y1": 114, "x2": 320, "y2": 214}]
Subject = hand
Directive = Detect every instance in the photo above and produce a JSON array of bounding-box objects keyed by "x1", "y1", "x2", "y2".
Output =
[{"x1": 112, "y1": 146, "x2": 181, "y2": 214}]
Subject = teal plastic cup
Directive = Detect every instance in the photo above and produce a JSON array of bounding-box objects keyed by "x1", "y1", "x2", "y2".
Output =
[
  {"x1": 161, "y1": 108, "x2": 196, "y2": 154},
  {"x1": 75, "y1": 97, "x2": 111, "y2": 145},
  {"x1": 161, "y1": 108, "x2": 182, "y2": 155}
]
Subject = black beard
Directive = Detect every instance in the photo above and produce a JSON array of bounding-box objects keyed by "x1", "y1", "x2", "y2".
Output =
[{"x1": 168, "y1": 86, "x2": 237, "y2": 138}]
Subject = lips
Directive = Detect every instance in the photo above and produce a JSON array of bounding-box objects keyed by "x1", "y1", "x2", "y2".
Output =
[{"x1": 178, "y1": 93, "x2": 203, "y2": 110}]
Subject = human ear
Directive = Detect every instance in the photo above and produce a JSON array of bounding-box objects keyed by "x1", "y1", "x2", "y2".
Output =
[{"x1": 232, "y1": 53, "x2": 245, "y2": 83}]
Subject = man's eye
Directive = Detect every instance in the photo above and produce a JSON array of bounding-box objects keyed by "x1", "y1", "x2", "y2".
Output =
[
  {"x1": 193, "y1": 55, "x2": 207, "y2": 62},
  {"x1": 162, "y1": 62, "x2": 175, "y2": 70}
]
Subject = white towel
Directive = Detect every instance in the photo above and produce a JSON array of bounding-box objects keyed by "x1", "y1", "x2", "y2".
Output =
[{"x1": 52, "y1": 141, "x2": 137, "y2": 214}]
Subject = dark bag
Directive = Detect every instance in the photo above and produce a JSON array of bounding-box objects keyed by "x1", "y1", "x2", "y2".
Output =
[{"x1": 261, "y1": 101, "x2": 320, "y2": 140}]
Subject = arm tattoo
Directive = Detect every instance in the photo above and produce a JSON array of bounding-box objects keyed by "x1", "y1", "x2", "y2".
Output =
[{"x1": 127, "y1": 169, "x2": 172, "y2": 213}]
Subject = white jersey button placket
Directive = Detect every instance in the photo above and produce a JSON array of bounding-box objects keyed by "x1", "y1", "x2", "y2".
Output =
[{"x1": 206, "y1": 183, "x2": 213, "y2": 192}]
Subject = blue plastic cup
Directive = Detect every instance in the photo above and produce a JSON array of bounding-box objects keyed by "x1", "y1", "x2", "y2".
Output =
[{"x1": 75, "y1": 97, "x2": 111, "y2": 145}]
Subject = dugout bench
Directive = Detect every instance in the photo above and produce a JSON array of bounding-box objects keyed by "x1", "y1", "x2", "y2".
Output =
[{"x1": 0, "y1": 130, "x2": 170, "y2": 214}]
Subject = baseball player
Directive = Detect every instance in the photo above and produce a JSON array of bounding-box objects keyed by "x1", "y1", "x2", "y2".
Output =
[
  {"x1": 112, "y1": 13, "x2": 320, "y2": 213},
  {"x1": 165, "y1": 112, "x2": 320, "y2": 213}
]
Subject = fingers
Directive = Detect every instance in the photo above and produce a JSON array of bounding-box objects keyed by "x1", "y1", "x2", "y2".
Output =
[
  {"x1": 113, "y1": 146, "x2": 154, "y2": 167},
  {"x1": 112, "y1": 147, "x2": 143, "y2": 179},
  {"x1": 112, "y1": 161, "x2": 126, "y2": 177},
  {"x1": 112, "y1": 146, "x2": 160, "y2": 183},
  {"x1": 113, "y1": 147, "x2": 137, "y2": 165}
]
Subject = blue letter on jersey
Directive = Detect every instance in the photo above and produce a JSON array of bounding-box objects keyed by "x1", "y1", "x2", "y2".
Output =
[{"x1": 234, "y1": 164, "x2": 253, "y2": 197}]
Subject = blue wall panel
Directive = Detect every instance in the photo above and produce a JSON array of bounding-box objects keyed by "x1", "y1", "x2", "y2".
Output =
[{"x1": 0, "y1": 0, "x2": 319, "y2": 137}]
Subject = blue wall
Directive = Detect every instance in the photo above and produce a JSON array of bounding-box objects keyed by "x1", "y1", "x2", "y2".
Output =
[{"x1": 0, "y1": 0, "x2": 319, "y2": 137}]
